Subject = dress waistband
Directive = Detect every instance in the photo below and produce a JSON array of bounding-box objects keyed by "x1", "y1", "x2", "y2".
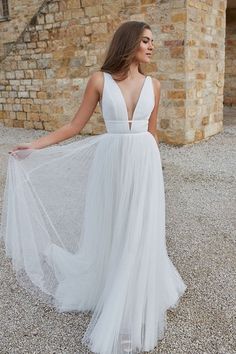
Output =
[
  {"x1": 105, "y1": 119, "x2": 149, "y2": 134},
  {"x1": 107, "y1": 131, "x2": 149, "y2": 135}
]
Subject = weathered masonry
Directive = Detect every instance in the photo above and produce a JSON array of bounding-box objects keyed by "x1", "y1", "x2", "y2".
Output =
[{"x1": 0, "y1": 0, "x2": 235, "y2": 145}]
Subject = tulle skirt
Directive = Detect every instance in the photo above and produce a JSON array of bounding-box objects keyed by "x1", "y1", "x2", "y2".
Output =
[{"x1": 0, "y1": 131, "x2": 187, "y2": 354}]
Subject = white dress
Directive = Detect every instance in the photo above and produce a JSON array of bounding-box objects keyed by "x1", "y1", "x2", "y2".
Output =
[{"x1": 0, "y1": 72, "x2": 187, "y2": 354}]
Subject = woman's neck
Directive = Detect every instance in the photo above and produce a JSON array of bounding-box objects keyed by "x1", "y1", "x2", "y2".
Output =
[{"x1": 127, "y1": 62, "x2": 140, "y2": 79}]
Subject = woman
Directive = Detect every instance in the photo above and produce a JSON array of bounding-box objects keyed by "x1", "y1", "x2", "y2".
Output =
[{"x1": 2, "y1": 21, "x2": 187, "y2": 353}]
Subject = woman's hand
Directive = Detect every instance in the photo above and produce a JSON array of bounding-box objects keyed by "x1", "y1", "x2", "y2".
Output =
[
  {"x1": 9, "y1": 142, "x2": 33, "y2": 153},
  {"x1": 8, "y1": 143, "x2": 34, "y2": 159}
]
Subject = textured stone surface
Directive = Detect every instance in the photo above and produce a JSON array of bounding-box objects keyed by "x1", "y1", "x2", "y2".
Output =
[
  {"x1": 0, "y1": 0, "x2": 232, "y2": 145},
  {"x1": 0, "y1": 107, "x2": 235, "y2": 354},
  {"x1": 0, "y1": 0, "x2": 43, "y2": 58}
]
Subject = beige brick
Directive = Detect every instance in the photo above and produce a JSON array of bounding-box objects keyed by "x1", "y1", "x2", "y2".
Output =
[
  {"x1": 202, "y1": 116, "x2": 209, "y2": 125},
  {"x1": 167, "y1": 91, "x2": 186, "y2": 99},
  {"x1": 24, "y1": 120, "x2": 34, "y2": 129},
  {"x1": 16, "y1": 111, "x2": 26, "y2": 120},
  {"x1": 84, "y1": 5, "x2": 102, "y2": 17},
  {"x1": 0, "y1": 0, "x2": 227, "y2": 145},
  {"x1": 45, "y1": 14, "x2": 54, "y2": 24},
  {"x1": 171, "y1": 12, "x2": 187, "y2": 23},
  {"x1": 33, "y1": 121, "x2": 44, "y2": 129},
  {"x1": 13, "y1": 119, "x2": 24, "y2": 128},
  {"x1": 28, "y1": 112, "x2": 40, "y2": 121},
  {"x1": 4, "y1": 119, "x2": 14, "y2": 127}
]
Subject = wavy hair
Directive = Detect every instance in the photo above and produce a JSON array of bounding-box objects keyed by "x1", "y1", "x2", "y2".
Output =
[{"x1": 100, "y1": 21, "x2": 151, "y2": 81}]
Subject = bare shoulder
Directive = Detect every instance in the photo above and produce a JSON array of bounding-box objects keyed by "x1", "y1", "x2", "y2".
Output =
[
  {"x1": 151, "y1": 77, "x2": 161, "y2": 91},
  {"x1": 88, "y1": 71, "x2": 104, "y2": 97},
  {"x1": 89, "y1": 71, "x2": 104, "y2": 87}
]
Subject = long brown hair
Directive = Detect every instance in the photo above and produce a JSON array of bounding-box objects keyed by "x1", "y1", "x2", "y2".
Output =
[{"x1": 101, "y1": 21, "x2": 151, "y2": 81}]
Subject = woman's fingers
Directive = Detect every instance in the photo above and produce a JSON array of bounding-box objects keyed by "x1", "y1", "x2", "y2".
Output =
[
  {"x1": 8, "y1": 145, "x2": 33, "y2": 159},
  {"x1": 10, "y1": 150, "x2": 33, "y2": 160},
  {"x1": 8, "y1": 144, "x2": 32, "y2": 154}
]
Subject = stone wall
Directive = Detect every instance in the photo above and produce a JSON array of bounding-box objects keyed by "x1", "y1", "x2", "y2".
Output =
[
  {"x1": 0, "y1": 0, "x2": 227, "y2": 145},
  {"x1": 0, "y1": 0, "x2": 160, "y2": 135},
  {"x1": 183, "y1": 0, "x2": 226, "y2": 143},
  {"x1": 156, "y1": 0, "x2": 186, "y2": 144},
  {"x1": 224, "y1": 8, "x2": 236, "y2": 106},
  {"x1": 0, "y1": 0, "x2": 43, "y2": 59}
]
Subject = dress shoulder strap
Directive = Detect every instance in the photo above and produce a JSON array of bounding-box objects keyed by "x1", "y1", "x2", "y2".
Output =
[{"x1": 100, "y1": 71, "x2": 109, "y2": 108}]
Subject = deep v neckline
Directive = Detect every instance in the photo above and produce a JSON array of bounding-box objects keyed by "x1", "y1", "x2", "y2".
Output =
[{"x1": 108, "y1": 73, "x2": 148, "y2": 130}]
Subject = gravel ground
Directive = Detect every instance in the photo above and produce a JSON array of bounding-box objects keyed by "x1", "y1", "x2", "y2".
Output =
[{"x1": 0, "y1": 107, "x2": 235, "y2": 354}]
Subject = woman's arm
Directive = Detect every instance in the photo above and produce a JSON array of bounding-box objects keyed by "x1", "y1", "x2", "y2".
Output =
[
  {"x1": 148, "y1": 78, "x2": 161, "y2": 146},
  {"x1": 10, "y1": 71, "x2": 103, "y2": 152}
]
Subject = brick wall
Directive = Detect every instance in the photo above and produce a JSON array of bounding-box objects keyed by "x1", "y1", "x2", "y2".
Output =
[
  {"x1": 0, "y1": 0, "x2": 43, "y2": 59},
  {"x1": 183, "y1": 0, "x2": 226, "y2": 143},
  {"x1": 0, "y1": 0, "x2": 228, "y2": 145}
]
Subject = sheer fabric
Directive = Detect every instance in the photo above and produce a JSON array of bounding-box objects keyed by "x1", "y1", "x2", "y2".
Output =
[{"x1": 1, "y1": 73, "x2": 187, "y2": 353}]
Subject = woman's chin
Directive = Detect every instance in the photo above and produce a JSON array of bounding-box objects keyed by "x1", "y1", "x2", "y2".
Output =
[{"x1": 141, "y1": 57, "x2": 151, "y2": 64}]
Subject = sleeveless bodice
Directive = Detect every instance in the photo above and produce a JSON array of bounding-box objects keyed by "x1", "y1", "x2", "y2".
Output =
[{"x1": 100, "y1": 72, "x2": 155, "y2": 134}]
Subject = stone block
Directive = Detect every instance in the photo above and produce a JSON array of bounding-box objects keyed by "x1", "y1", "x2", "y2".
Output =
[
  {"x1": 18, "y1": 91, "x2": 29, "y2": 98},
  {"x1": 24, "y1": 120, "x2": 34, "y2": 129},
  {"x1": 15, "y1": 71, "x2": 25, "y2": 79},
  {"x1": 16, "y1": 111, "x2": 27, "y2": 120},
  {"x1": 81, "y1": 0, "x2": 99, "y2": 6},
  {"x1": 164, "y1": 39, "x2": 184, "y2": 47},
  {"x1": 171, "y1": 12, "x2": 187, "y2": 23},
  {"x1": 6, "y1": 72, "x2": 15, "y2": 79},
  {"x1": 202, "y1": 116, "x2": 209, "y2": 125},
  {"x1": 27, "y1": 42, "x2": 37, "y2": 49},
  {"x1": 160, "y1": 119, "x2": 169, "y2": 129},
  {"x1": 48, "y1": 2, "x2": 59, "y2": 12},
  {"x1": 33, "y1": 121, "x2": 44, "y2": 129},
  {"x1": 4, "y1": 119, "x2": 14, "y2": 127},
  {"x1": 170, "y1": 46, "x2": 184, "y2": 58},
  {"x1": 28, "y1": 112, "x2": 40, "y2": 121},
  {"x1": 28, "y1": 61, "x2": 37, "y2": 69},
  {"x1": 39, "y1": 31, "x2": 49, "y2": 40},
  {"x1": 23, "y1": 104, "x2": 31, "y2": 112},
  {"x1": 184, "y1": 129, "x2": 195, "y2": 142},
  {"x1": 39, "y1": 113, "x2": 49, "y2": 121},
  {"x1": 195, "y1": 129, "x2": 204, "y2": 140},
  {"x1": 33, "y1": 69, "x2": 44, "y2": 80},
  {"x1": 0, "y1": 111, "x2": 6, "y2": 119},
  {"x1": 204, "y1": 121, "x2": 223, "y2": 138},
  {"x1": 167, "y1": 90, "x2": 186, "y2": 99},
  {"x1": 9, "y1": 112, "x2": 16, "y2": 119},
  {"x1": 92, "y1": 22, "x2": 108, "y2": 33},
  {"x1": 45, "y1": 14, "x2": 54, "y2": 24},
  {"x1": 13, "y1": 119, "x2": 24, "y2": 128},
  {"x1": 55, "y1": 12, "x2": 64, "y2": 21},
  {"x1": 37, "y1": 59, "x2": 50, "y2": 69},
  {"x1": 43, "y1": 121, "x2": 57, "y2": 131},
  {"x1": 37, "y1": 14, "x2": 45, "y2": 25},
  {"x1": 37, "y1": 91, "x2": 48, "y2": 99},
  {"x1": 161, "y1": 24, "x2": 175, "y2": 33},
  {"x1": 31, "y1": 104, "x2": 40, "y2": 112},
  {"x1": 84, "y1": 5, "x2": 103, "y2": 17}
]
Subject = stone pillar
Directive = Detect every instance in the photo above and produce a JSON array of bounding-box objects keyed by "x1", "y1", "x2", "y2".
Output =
[
  {"x1": 156, "y1": 0, "x2": 187, "y2": 144},
  {"x1": 157, "y1": 0, "x2": 226, "y2": 145},
  {"x1": 184, "y1": 0, "x2": 226, "y2": 144}
]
